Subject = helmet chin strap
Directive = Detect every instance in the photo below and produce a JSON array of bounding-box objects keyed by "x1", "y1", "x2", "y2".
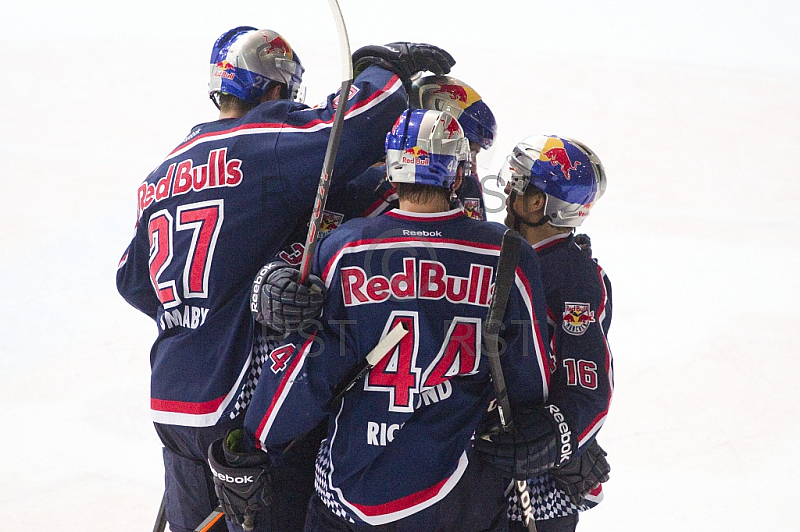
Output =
[{"x1": 508, "y1": 191, "x2": 551, "y2": 231}]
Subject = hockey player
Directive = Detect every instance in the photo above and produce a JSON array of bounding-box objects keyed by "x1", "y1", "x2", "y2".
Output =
[
  {"x1": 206, "y1": 108, "x2": 552, "y2": 531},
  {"x1": 411, "y1": 75, "x2": 497, "y2": 220},
  {"x1": 115, "y1": 26, "x2": 455, "y2": 532},
  {"x1": 476, "y1": 136, "x2": 614, "y2": 532}
]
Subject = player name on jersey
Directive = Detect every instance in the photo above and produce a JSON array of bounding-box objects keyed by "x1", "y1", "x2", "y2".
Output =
[
  {"x1": 137, "y1": 148, "x2": 243, "y2": 219},
  {"x1": 341, "y1": 256, "x2": 494, "y2": 307}
]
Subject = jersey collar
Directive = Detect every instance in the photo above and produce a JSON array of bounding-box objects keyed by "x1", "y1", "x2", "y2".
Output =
[
  {"x1": 532, "y1": 232, "x2": 572, "y2": 251},
  {"x1": 386, "y1": 207, "x2": 465, "y2": 223}
]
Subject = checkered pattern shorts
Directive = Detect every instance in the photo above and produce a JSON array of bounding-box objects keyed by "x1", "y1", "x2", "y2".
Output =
[
  {"x1": 507, "y1": 473, "x2": 591, "y2": 522},
  {"x1": 314, "y1": 439, "x2": 357, "y2": 524},
  {"x1": 226, "y1": 326, "x2": 282, "y2": 421}
]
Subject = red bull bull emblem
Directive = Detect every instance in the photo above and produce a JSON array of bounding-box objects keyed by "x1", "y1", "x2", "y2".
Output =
[
  {"x1": 433, "y1": 84, "x2": 468, "y2": 104},
  {"x1": 544, "y1": 145, "x2": 581, "y2": 180},
  {"x1": 562, "y1": 302, "x2": 595, "y2": 336},
  {"x1": 402, "y1": 146, "x2": 430, "y2": 166},
  {"x1": 265, "y1": 35, "x2": 292, "y2": 57},
  {"x1": 442, "y1": 116, "x2": 462, "y2": 139},
  {"x1": 214, "y1": 60, "x2": 235, "y2": 80}
]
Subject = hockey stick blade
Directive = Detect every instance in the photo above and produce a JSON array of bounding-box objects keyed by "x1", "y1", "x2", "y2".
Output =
[
  {"x1": 332, "y1": 322, "x2": 408, "y2": 403},
  {"x1": 298, "y1": 0, "x2": 353, "y2": 283},
  {"x1": 283, "y1": 322, "x2": 408, "y2": 456}
]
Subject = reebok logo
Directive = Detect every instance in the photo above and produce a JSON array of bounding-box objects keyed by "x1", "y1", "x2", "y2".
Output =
[
  {"x1": 402, "y1": 229, "x2": 442, "y2": 237},
  {"x1": 547, "y1": 404, "x2": 574, "y2": 464},
  {"x1": 251, "y1": 264, "x2": 271, "y2": 313},
  {"x1": 515, "y1": 479, "x2": 535, "y2": 522},
  {"x1": 210, "y1": 465, "x2": 255, "y2": 485}
]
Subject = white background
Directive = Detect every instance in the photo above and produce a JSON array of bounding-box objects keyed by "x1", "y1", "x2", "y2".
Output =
[{"x1": 1, "y1": 1, "x2": 798, "y2": 529}]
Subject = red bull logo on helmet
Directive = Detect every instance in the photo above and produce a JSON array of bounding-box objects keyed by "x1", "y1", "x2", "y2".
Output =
[
  {"x1": 214, "y1": 60, "x2": 236, "y2": 80},
  {"x1": 265, "y1": 35, "x2": 292, "y2": 58},
  {"x1": 402, "y1": 146, "x2": 430, "y2": 166},
  {"x1": 433, "y1": 84, "x2": 469, "y2": 104},
  {"x1": 442, "y1": 116, "x2": 462, "y2": 139},
  {"x1": 541, "y1": 138, "x2": 581, "y2": 180}
]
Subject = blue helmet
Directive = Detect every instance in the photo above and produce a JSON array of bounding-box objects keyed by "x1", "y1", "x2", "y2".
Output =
[
  {"x1": 385, "y1": 109, "x2": 470, "y2": 189},
  {"x1": 411, "y1": 75, "x2": 497, "y2": 150},
  {"x1": 501, "y1": 136, "x2": 606, "y2": 227},
  {"x1": 208, "y1": 26, "x2": 304, "y2": 106}
]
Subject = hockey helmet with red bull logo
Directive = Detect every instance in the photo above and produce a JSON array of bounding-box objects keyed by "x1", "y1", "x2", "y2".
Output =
[
  {"x1": 209, "y1": 26, "x2": 305, "y2": 106},
  {"x1": 411, "y1": 75, "x2": 497, "y2": 150},
  {"x1": 385, "y1": 109, "x2": 470, "y2": 189},
  {"x1": 500, "y1": 136, "x2": 606, "y2": 227}
]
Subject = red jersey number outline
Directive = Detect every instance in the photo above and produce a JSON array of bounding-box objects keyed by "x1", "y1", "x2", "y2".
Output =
[
  {"x1": 147, "y1": 200, "x2": 224, "y2": 307},
  {"x1": 365, "y1": 312, "x2": 482, "y2": 412}
]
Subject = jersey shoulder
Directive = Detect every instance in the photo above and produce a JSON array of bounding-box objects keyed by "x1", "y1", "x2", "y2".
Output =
[{"x1": 539, "y1": 236, "x2": 610, "y2": 304}]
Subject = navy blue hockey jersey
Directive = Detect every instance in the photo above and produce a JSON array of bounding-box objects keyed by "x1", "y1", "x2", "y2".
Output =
[
  {"x1": 244, "y1": 208, "x2": 550, "y2": 525},
  {"x1": 273, "y1": 164, "x2": 487, "y2": 268},
  {"x1": 508, "y1": 232, "x2": 613, "y2": 521},
  {"x1": 116, "y1": 66, "x2": 407, "y2": 427}
]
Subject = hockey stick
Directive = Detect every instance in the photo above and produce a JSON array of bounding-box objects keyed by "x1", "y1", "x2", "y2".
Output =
[
  {"x1": 298, "y1": 0, "x2": 353, "y2": 283},
  {"x1": 189, "y1": 5, "x2": 352, "y2": 530},
  {"x1": 483, "y1": 229, "x2": 537, "y2": 532},
  {"x1": 194, "y1": 507, "x2": 225, "y2": 532},
  {"x1": 194, "y1": 323, "x2": 408, "y2": 531},
  {"x1": 331, "y1": 321, "x2": 408, "y2": 403},
  {"x1": 153, "y1": 492, "x2": 167, "y2": 532}
]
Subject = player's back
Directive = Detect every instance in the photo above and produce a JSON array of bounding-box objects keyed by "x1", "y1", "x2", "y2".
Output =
[
  {"x1": 307, "y1": 208, "x2": 551, "y2": 524},
  {"x1": 116, "y1": 66, "x2": 406, "y2": 426}
]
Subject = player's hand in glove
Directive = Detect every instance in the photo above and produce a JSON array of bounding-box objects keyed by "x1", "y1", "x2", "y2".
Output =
[
  {"x1": 251, "y1": 261, "x2": 325, "y2": 334},
  {"x1": 208, "y1": 429, "x2": 273, "y2": 531},
  {"x1": 574, "y1": 233, "x2": 592, "y2": 257},
  {"x1": 551, "y1": 439, "x2": 610, "y2": 504},
  {"x1": 352, "y1": 42, "x2": 455, "y2": 89},
  {"x1": 474, "y1": 403, "x2": 576, "y2": 479}
]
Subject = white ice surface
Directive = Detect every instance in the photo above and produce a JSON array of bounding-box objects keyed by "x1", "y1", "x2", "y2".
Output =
[{"x1": 1, "y1": 1, "x2": 798, "y2": 530}]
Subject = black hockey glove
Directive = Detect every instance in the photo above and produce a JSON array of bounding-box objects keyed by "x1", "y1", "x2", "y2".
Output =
[
  {"x1": 208, "y1": 429, "x2": 273, "y2": 531},
  {"x1": 352, "y1": 42, "x2": 455, "y2": 89},
  {"x1": 574, "y1": 233, "x2": 592, "y2": 257},
  {"x1": 474, "y1": 403, "x2": 576, "y2": 479},
  {"x1": 551, "y1": 439, "x2": 610, "y2": 504},
  {"x1": 251, "y1": 261, "x2": 325, "y2": 334}
]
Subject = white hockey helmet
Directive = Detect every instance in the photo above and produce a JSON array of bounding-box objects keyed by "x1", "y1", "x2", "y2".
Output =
[
  {"x1": 500, "y1": 135, "x2": 606, "y2": 227},
  {"x1": 209, "y1": 26, "x2": 305, "y2": 106}
]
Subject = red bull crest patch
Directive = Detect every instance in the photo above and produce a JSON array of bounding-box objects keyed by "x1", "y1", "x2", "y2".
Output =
[
  {"x1": 562, "y1": 302, "x2": 595, "y2": 336},
  {"x1": 462, "y1": 198, "x2": 484, "y2": 220},
  {"x1": 332, "y1": 85, "x2": 360, "y2": 109},
  {"x1": 319, "y1": 210, "x2": 345, "y2": 236},
  {"x1": 401, "y1": 146, "x2": 430, "y2": 166}
]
